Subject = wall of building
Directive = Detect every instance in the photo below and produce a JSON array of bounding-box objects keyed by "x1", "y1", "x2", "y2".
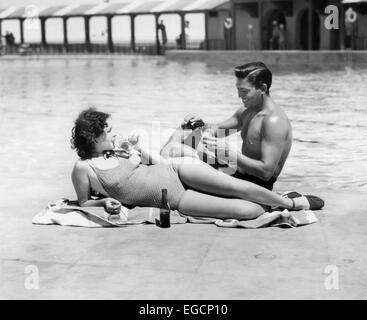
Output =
[
  {"x1": 166, "y1": 50, "x2": 367, "y2": 69},
  {"x1": 285, "y1": 15, "x2": 295, "y2": 49},
  {"x1": 208, "y1": 11, "x2": 227, "y2": 40},
  {"x1": 320, "y1": 15, "x2": 330, "y2": 50},
  {"x1": 233, "y1": 0, "x2": 309, "y2": 50},
  {"x1": 293, "y1": 0, "x2": 307, "y2": 49},
  {"x1": 232, "y1": 0, "x2": 343, "y2": 50},
  {"x1": 234, "y1": 7, "x2": 259, "y2": 49},
  {"x1": 261, "y1": 0, "x2": 278, "y2": 48},
  {"x1": 356, "y1": 12, "x2": 367, "y2": 49},
  {"x1": 278, "y1": 0, "x2": 340, "y2": 50},
  {"x1": 357, "y1": 13, "x2": 367, "y2": 37}
]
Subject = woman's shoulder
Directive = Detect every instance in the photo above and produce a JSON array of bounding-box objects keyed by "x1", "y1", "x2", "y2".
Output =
[
  {"x1": 73, "y1": 159, "x2": 91, "y2": 172},
  {"x1": 71, "y1": 159, "x2": 92, "y2": 184}
]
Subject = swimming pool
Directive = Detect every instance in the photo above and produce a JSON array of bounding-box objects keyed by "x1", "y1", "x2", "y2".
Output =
[{"x1": 0, "y1": 56, "x2": 366, "y2": 193}]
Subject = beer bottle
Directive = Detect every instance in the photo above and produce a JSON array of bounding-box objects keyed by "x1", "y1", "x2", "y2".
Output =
[{"x1": 159, "y1": 188, "x2": 171, "y2": 228}]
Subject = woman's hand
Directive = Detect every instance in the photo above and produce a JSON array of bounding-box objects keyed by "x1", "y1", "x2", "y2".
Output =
[
  {"x1": 128, "y1": 131, "x2": 140, "y2": 148},
  {"x1": 114, "y1": 132, "x2": 140, "y2": 158},
  {"x1": 104, "y1": 198, "x2": 122, "y2": 215},
  {"x1": 114, "y1": 135, "x2": 131, "y2": 158},
  {"x1": 129, "y1": 151, "x2": 142, "y2": 166},
  {"x1": 114, "y1": 148, "x2": 131, "y2": 158}
]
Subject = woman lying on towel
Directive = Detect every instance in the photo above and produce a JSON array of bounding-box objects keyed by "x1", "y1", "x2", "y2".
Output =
[{"x1": 70, "y1": 108, "x2": 324, "y2": 220}]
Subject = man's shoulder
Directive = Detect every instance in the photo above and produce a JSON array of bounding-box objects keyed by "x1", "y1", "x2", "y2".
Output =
[
  {"x1": 262, "y1": 110, "x2": 291, "y2": 137},
  {"x1": 264, "y1": 107, "x2": 290, "y2": 126}
]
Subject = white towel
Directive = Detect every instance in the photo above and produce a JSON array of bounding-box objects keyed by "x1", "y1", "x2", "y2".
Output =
[{"x1": 32, "y1": 199, "x2": 318, "y2": 229}]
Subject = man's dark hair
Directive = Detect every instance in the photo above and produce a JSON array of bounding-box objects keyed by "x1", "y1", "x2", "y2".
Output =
[
  {"x1": 70, "y1": 108, "x2": 110, "y2": 160},
  {"x1": 234, "y1": 62, "x2": 272, "y2": 94}
]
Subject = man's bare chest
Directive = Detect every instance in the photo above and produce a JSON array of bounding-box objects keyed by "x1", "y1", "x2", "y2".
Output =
[{"x1": 240, "y1": 112, "x2": 264, "y2": 148}]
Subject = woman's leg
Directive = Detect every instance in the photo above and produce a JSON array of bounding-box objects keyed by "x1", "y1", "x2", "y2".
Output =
[
  {"x1": 160, "y1": 126, "x2": 198, "y2": 158},
  {"x1": 178, "y1": 190, "x2": 266, "y2": 220},
  {"x1": 163, "y1": 142, "x2": 199, "y2": 158},
  {"x1": 177, "y1": 162, "x2": 294, "y2": 209}
]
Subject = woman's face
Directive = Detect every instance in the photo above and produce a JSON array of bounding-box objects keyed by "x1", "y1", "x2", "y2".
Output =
[{"x1": 94, "y1": 117, "x2": 116, "y2": 153}]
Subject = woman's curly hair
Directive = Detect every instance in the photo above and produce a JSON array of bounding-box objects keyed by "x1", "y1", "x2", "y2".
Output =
[{"x1": 71, "y1": 108, "x2": 110, "y2": 160}]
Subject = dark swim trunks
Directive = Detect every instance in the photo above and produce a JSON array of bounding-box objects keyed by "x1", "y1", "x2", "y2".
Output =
[{"x1": 231, "y1": 171, "x2": 277, "y2": 191}]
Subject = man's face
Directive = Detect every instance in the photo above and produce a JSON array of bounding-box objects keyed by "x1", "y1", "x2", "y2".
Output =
[{"x1": 236, "y1": 78, "x2": 262, "y2": 108}]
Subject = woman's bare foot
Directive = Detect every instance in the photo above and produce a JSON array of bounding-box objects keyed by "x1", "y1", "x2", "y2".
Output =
[
  {"x1": 291, "y1": 196, "x2": 311, "y2": 210},
  {"x1": 283, "y1": 191, "x2": 325, "y2": 211}
]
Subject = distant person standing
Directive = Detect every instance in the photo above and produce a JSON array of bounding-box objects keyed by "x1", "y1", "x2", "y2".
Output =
[
  {"x1": 157, "y1": 19, "x2": 167, "y2": 54},
  {"x1": 247, "y1": 24, "x2": 255, "y2": 50},
  {"x1": 5, "y1": 31, "x2": 15, "y2": 46},
  {"x1": 2, "y1": 31, "x2": 15, "y2": 53},
  {"x1": 184, "y1": 20, "x2": 191, "y2": 47},
  {"x1": 270, "y1": 21, "x2": 279, "y2": 50},
  {"x1": 176, "y1": 20, "x2": 191, "y2": 49},
  {"x1": 345, "y1": 20, "x2": 357, "y2": 50},
  {"x1": 345, "y1": 21, "x2": 352, "y2": 49},
  {"x1": 159, "y1": 20, "x2": 168, "y2": 45},
  {"x1": 279, "y1": 24, "x2": 286, "y2": 50}
]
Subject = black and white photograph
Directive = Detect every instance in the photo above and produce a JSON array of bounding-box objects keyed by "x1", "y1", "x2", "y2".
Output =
[{"x1": 0, "y1": 0, "x2": 366, "y2": 303}]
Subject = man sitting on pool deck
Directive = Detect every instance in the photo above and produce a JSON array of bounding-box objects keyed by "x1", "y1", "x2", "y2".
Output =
[{"x1": 160, "y1": 62, "x2": 292, "y2": 191}]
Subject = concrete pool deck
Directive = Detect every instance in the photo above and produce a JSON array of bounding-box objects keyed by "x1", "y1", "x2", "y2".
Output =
[{"x1": 1, "y1": 184, "x2": 366, "y2": 300}]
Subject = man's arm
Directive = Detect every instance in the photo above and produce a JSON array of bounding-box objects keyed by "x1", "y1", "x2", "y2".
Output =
[
  {"x1": 234, "y1": 115, "x2": 289, "y2": 180},
  {"x1": 206, "y1": 107, "x2": 244, "y2": 138},
  {"x1": 160, "y1": 107, "x2": 244, "y2": 157}
]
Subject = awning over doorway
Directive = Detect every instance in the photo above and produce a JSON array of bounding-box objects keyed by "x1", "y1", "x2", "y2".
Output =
[
  {"x1": 0, "y1": 0, "x2": 230, "y2": 20},
  {"x1": 342, "y1": 0, "x2": 367, "y2": 3}
]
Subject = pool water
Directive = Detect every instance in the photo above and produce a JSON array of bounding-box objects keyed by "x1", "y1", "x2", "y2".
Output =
[{"x1": 1, "y1": 56, "x2": 366, "y2": 194}]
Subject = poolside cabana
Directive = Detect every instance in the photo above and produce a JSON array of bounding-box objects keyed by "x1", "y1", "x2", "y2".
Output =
[
  {"x1": 2, "y1": 0, "x2": 364, "y2": 53},
  {"x1": 0, "y1": 0, "x2": 232, "y2": 54},
  {"x1": 341, "y1": 0, "x2": 367, "y2": 49}
]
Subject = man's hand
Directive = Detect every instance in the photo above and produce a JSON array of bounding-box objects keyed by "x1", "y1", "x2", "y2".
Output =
[
  {"x1": 202, "y1": 136, "x2": 237, "y2": 166},
  {"x1": 104, "y1": 198, "x2": 122, "y2": 215},
  {"x1": 181, "y1": 114, "x2": 205, "y2": 130},
  {"x1": 202, "y1": 136, "x2": 229, "y2": 154},
  {"x1": 202, "y1": 125, "x2": 217, "y2": 138}
]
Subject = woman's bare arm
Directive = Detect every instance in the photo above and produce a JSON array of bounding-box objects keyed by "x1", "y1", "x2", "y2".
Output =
[
  {"x1": 71, "y1": 161, "x2": 121, "y2": 213},
  {"x1": 71, "y1": 161, "x2": 105, "y2": 207},
  {"x1": 136, "y1": 146, "x2": 169, "y2": 165},
  {"x1": 127, "y1": 131, "x2": 169, "y2": 165}
]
